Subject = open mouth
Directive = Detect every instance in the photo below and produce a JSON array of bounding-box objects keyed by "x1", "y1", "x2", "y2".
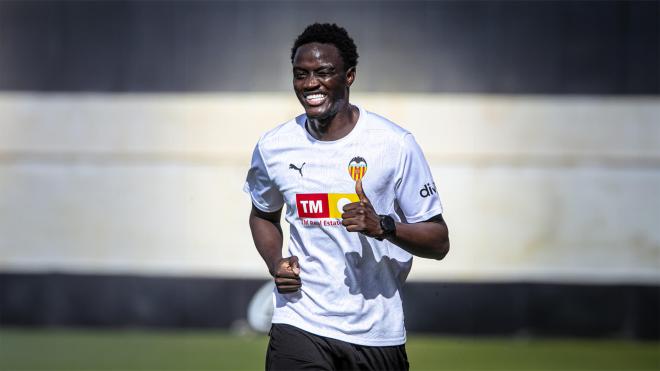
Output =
[{"x1": 304, "y1": 93, "x2": 327, "y2": 106}]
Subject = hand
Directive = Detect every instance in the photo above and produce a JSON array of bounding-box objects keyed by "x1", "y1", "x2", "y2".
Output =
[
  {"x1": 271, "y1": 256, "x2": 301, "y2": 293},
  {"x1": 341, "y1": 179, "x2": 384, "y2": 239}
]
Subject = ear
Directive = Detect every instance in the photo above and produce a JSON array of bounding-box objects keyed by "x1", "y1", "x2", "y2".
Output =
[{"x1": 346, "y1": 66, "x2": 356, "y2": 87}]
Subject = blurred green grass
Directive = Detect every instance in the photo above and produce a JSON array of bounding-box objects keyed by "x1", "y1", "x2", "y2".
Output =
[{"x1": 0, "y1": 328, "x2": 658, "y2": 370}]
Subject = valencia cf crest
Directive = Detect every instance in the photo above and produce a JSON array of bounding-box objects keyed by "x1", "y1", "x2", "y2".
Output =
[{"x1": 348, "y1": 156, "x2": 367, "y2": 181}]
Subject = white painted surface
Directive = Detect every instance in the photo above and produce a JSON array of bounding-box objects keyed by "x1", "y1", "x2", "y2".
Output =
[{"x1": 0, "y1": 93, "x2": 658, "y2": 283}]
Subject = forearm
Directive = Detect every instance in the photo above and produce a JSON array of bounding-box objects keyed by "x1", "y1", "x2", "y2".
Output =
[
  {"x1": 387, "y1": 220, "x2": 449, "y2": 260},
  {"x1": 249, "y1": 208, "x2": 284, "y2": 275}
]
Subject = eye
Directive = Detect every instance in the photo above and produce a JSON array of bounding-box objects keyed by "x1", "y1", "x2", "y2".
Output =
[
  {"x1": 316, "y1": 69, "x2": 334, "y2": 78},
  {"x1": 294, "y1": 72, "x2": 307, "y2": 80}
]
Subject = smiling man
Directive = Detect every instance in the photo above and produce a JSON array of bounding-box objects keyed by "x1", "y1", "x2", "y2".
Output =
[{"x1": 245, "y1": 23, "x2": 450, "y2": 371}]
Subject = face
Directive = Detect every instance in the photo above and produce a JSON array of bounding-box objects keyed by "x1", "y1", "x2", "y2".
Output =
[{"x1": 292, "y1": 42, "x2": 355, "y2": 120}]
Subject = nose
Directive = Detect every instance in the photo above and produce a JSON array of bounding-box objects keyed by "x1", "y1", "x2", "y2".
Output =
[{"x1": 303, "y1": 74, "x2": 321, "y2": 90}]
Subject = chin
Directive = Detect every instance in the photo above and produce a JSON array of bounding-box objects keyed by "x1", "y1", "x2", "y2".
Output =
[
  {"x1": 305, "y1": 110, "x2": 328, "y2": 120},
  {"x1": 305, "y1": 104, "x2": 338, "y2": 121},
  {"x1": 304, "y1": 107, "x2": 327, "y2": 119}
]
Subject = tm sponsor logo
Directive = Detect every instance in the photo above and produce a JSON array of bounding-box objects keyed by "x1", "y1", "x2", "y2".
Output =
[{"x1": 295, "y1": 193, "x2": 359, "y2": 221}]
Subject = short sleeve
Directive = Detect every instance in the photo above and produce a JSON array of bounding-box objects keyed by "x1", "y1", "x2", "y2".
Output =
[
  {"x1": 244, "y1": 143, "x2": 285, "y2": 212},
  {"x1": 393, "y1": 134, "x2": 443, "y2": 223}
]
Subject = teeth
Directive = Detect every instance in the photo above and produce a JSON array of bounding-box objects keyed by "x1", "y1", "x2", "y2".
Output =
[{"x1": 306, "y1": 94, "x2": 326, "y2": 99}]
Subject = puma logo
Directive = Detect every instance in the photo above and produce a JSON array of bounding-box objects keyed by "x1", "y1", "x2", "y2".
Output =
[{"x1": 289, "y1": 162, "x2": 305, "y2": 177}]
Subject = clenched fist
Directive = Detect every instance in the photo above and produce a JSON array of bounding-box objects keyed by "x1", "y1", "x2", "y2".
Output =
[{"x1": 271, "y1": 256, "x2": 301, "y2": 293}]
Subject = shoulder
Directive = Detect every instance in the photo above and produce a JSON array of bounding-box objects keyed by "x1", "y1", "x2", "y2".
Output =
[
  {"x1": 360, "y1": 109, "x2": 428, "y2": 166},
  {"x1": 362, "y1": 109, "x2": 412, "y2": 147},
  {"x1": 363, "y1": 110, "x2": 410, "y2": 136},
  {"x1": 256, "y1": 113, "x2": 306, "y2": 151}
]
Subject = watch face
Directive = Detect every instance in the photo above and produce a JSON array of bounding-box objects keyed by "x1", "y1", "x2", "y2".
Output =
[{"x1": 381, "y1": 215, "x2": 396, "y2": 234}]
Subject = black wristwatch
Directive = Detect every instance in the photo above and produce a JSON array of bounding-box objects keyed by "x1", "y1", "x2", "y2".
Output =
[{"x1": 376, "y1": 215, "x2": 396, "y2": 241}]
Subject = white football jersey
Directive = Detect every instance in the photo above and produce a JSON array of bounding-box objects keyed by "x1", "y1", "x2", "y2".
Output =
[{"x1": 244, "y1": 105, "x2": 443, "y2": 346}]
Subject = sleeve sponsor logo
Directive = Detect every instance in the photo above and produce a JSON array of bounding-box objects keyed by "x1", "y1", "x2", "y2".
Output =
[
  {"x1": 296, "y1": 193, "x2": 360, "y2": 221},
  {"x1": 419, "y1": 182, "x2": 437, "y2": 198}
]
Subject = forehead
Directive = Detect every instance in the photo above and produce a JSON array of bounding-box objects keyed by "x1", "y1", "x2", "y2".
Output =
[{"x1": 293, "y1": 42, "x2": 343, "y2": 69}]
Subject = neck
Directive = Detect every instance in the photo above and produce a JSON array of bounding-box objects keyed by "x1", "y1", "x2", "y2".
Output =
[{"x1": 307, "y1": 103, "x2": 359, "y2": 141}]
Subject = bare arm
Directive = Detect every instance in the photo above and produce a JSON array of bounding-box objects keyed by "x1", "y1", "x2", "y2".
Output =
[
  {"x1": 388, "y1": 214, "x2": 449, "y2": 260},
  {"x1": 342, "y1": 180, "x2": 450, "y2": 260},
  {"x1": 249, "y1": 204, "x2": 301, "y2": 292}
]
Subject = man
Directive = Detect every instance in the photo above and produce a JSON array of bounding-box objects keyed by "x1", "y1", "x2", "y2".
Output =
[{"x1": 245, "y1": 23, "x2": 449, "y2": 370}]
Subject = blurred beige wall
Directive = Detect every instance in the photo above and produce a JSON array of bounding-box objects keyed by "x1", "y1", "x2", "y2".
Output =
[{"x1": 0, "y1": 93, "x2": 658, "y2": 283}]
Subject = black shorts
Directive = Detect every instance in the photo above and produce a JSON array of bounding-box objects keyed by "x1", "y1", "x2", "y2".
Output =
[{"x1": 266, "y1": 323, "x2": 409, "y2": 371}]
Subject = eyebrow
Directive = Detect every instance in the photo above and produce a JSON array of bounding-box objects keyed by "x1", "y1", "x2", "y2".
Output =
[
  {"x1": 293, "y1": 62, "x2": 335, "y2": 69},
  {"x1": 292, "y1": 65, "x2": 336, "y2": 73}
]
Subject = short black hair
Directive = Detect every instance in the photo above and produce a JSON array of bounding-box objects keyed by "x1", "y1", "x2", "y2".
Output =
[{"x1": 291, "y1": 23, "x2": 359, "y2": 70}]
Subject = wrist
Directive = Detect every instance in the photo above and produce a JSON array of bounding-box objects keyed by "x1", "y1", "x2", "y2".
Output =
[{"x1": 267, "y1": 256, "x2": 283, "y2": 276}]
